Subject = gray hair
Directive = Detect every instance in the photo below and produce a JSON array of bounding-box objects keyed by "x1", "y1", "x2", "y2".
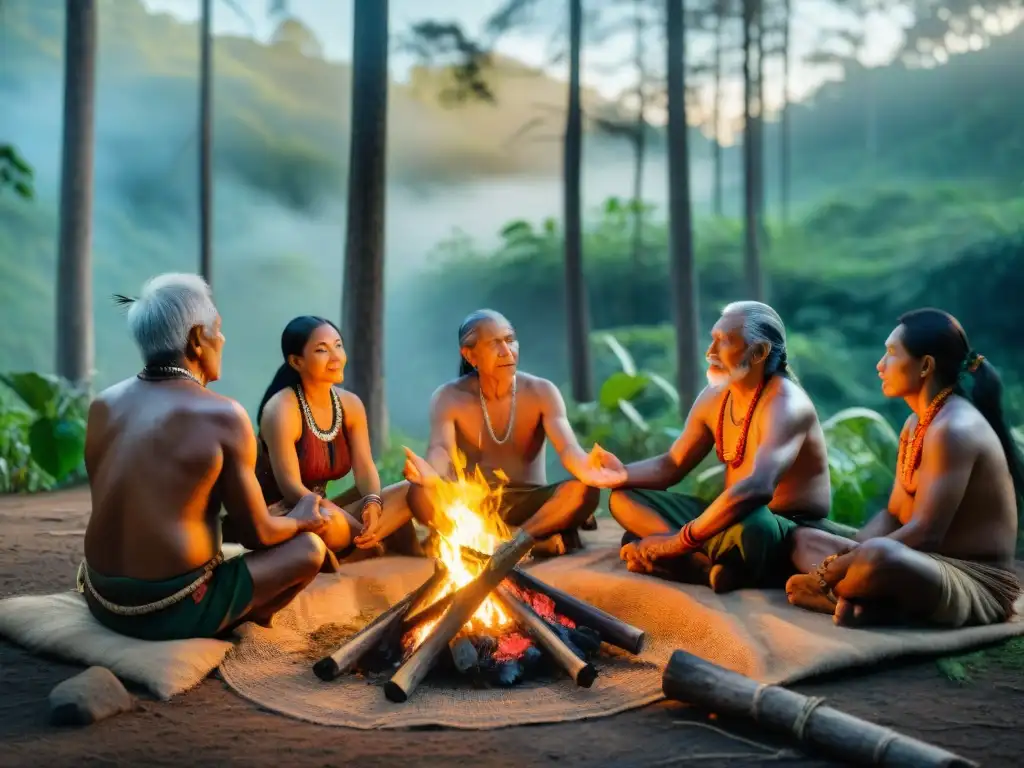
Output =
[
  {"x1": 458, "y1": 308, "x2": 511, "y2": 376},
  {"x1": 125, "y1": 273, "x2": 218, "y2": 364},
  {"x1": 721, "y1": 301, "x2": 795, "y2": 380}
]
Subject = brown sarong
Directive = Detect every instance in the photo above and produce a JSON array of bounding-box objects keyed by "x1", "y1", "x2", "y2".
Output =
[{"x1": 928, "y1": 554, "x2": 1021, "y2": 628}]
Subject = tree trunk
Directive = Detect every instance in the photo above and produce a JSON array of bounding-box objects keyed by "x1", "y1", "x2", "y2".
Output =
[
  {"x1": 741, "y1": 0, "x2": 763, "y2": 301},
  {"x1": 342, "y1": 0, "x2": 389, "y2": 454},
  {"x1": 563, "y1": 0, "x2": 592, "y2": 403},
  {"x1": 199, "y1": 0, "x2": 213, "y2": 285},
  {"x1": 754, "y1": 0, "x2": 768, "y2": 257},
  {"x1": 630, "y1": 0, "x2": 646, "y2": 287},
  {"x1": 666, "y1": 0, "x2": 700, "y2": 413},
  {"x1": 712, "y1": 4, "x2": 724, "y2": 219},
  {"x1": 780, "y1": 0, "x2": 791, "y2": 225},
  {"x1": 56, "y1": 0, "x2": 98, "y2": 389}
]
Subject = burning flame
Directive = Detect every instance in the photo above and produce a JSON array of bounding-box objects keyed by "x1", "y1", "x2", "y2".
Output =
[{"x1": 408, "y1": 451, "x2": 515, "y2": 647}]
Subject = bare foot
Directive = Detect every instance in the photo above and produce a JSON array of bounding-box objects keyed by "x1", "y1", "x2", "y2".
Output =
[
  {"x1": 833, "y1": 597, "x2": 896, "y2": 627},
  {"x1": 530, "y1": 534, "x2": 567, "y2": 559},
  {"x1": 785, "y1": 573, "x2": 837, "y2": 615}
]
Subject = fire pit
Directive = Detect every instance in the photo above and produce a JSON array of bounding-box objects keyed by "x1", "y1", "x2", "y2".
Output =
[{"x1": 313, "y1": 462, "x2": 645, "y2": 703}]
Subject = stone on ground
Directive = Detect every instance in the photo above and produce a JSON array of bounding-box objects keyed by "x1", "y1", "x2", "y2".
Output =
[{"x1": 48, "y1": 666, "x2": 133, "y2": 726}]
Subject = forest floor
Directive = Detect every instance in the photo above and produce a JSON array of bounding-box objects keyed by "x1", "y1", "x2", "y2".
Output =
[{"x1": 1, "y1": 489, "x2": 1022, "y2": 767}]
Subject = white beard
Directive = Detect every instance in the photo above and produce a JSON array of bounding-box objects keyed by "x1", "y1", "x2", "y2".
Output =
[{"x1": 705, "y1": 356, "x2": 751, "y2": 387}]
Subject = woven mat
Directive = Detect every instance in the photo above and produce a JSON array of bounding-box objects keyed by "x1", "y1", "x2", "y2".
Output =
[{"x1": 219, "y1": 547, "x2": 1024, "y2": 730}]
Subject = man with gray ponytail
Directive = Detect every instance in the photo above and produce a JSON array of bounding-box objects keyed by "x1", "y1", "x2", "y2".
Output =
[
  {"x1": 79, "y1": 274, "x2": 329, "y2": 642},
  {"x1": 394, "y1": 309, "x2": 625, "y2": 557},
  {"x1": 602, "y1": 301, "x2": 833, "y2": 593},
  {"x1": 787, "y1": 309, "x2": 1021, "y2": 628}
]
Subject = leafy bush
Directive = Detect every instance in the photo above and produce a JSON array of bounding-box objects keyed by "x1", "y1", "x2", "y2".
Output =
[{"x1": 0, "y1": 372, "x2": 89, "y2": 493}]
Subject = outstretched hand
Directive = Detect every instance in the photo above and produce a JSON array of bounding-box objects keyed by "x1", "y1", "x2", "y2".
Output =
[
  {"x1": 579, "y1": 443, "x2": 627, "y2": 488},
  {"x1": 402, "y1": 446, "x2": 439, "y2": 487}
]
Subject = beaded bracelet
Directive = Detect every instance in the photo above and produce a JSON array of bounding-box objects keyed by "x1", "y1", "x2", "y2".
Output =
[{"x1": 679, "y1": 522, "x2": 701, "y2": 550}]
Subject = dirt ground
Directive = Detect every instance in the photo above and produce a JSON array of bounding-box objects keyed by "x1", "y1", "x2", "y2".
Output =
[{"x1": 1, "y1": 489, "x2": 1021, "y2": 767}]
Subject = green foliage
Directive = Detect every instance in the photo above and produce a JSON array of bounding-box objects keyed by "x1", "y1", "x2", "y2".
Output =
[
  {"x1": 821, "y1": 408, "x2": 900, "y2": 527},
  {"x1": 408, "y1": 186, "x2": 1024, "y2": 437},
  {"x1": 0, "y1": 144, "x2": 34, "y2": 199},
  {"x1": 937, "y1": 637, "x2": 1024, "y2": 684},
  {"x1": 0, "y1": 372, "x2": 89, "y2": 493},
  {"x1": 567, "y1": 334, "x2": 682, "y2": 464}
]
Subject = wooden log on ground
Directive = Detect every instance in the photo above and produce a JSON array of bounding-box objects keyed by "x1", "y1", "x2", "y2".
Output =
[
  {"x1": 384, "y1": 529, "x2": 536, "y2": 703},
  {"x1": 449, "y1": 636, "x2": 479, "y2": 673},
  {"x1": 495, "y1": 584, "x2": 597, "y2": 688},
  {"x1": 662, "y1": 650, "x2": 978, "y2": 768},
  {"x1": 462, "y1": 546, "x2": 645, "y2": 654},
  {"x1": 313, "y1": 561, "x2": 447, "y2": 682}
]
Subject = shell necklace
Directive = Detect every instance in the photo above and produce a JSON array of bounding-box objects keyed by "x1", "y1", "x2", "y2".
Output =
[
  {"x1": 296, "y1": 385, "x2": 343, "y2": 442},
  {"x1": 138, "y1": 365, "x2": 205, "y2": 388},
  {"x1": 480, "y1": 375, "x2": 517, "y2": 445}
]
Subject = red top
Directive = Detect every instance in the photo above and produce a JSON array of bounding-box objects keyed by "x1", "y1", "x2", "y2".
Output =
[{"x1": 256, "y1": 391, "x2": 352, "y2": 505}]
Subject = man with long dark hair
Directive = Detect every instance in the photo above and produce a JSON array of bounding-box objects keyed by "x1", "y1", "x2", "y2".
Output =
[
  {"x1": 390, "y1": 309, "x2": 625, "y2": 557},
  {"x1": 600, "y1": 301, "x2": 834, "y2": 592},
  {"x1": 787, "y1": 308, "x2": 1022, "y2": 628},
  {"x1": 79, "y1": 274, "x2": 329, "y2": 641}
]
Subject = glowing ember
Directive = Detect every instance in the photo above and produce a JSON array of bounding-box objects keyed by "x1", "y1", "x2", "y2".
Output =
[{"x1": 408, "y1": 451, "x2": 515, "y2": 648}]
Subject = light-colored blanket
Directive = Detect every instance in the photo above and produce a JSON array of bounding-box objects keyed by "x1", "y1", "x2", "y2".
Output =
[
  {"x1": 1, "y1": 545, "x2": 1022, "y2": 723},
  {"x1": 218, "y1": 547, "x2": 1024, "y2": 729}
]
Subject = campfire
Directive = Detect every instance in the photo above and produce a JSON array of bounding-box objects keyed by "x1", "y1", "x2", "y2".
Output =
[{"x1": 314, "y1": 455, "x2": 645, "y2": 702}]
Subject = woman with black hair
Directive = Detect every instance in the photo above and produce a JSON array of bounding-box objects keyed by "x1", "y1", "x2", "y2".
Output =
[
  {"x1": 787, "y1": 308, "x2": 1021, "y2": 628},
  {"x1": 223, "y1": 316, "x2": 420, "y2": 562}
]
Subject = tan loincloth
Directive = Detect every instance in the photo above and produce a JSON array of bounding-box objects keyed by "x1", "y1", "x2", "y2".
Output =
[{"x1": 927, "y1": 553, "x2": 1021, "y2": 628}]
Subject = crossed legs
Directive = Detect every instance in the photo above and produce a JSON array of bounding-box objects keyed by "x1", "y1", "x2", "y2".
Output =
[{"x1": 787, "y1": 528, "x2": 946, "y2": 626}]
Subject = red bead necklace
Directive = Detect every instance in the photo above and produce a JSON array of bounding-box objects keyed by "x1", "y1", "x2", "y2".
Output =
[
  {"x1": 716, "y1": 378, "x2": 766, "y2": 469},
  {"x1": 897, "y1": 385, "x2": 954, "y2": 494}
]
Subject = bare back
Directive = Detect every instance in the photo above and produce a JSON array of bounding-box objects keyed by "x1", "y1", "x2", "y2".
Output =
[
  {"x1": 433, "y1": 373, "x2": 554, "y2": 486},
  {"x1": 698, "y1": 376, "x2": 831, "y2": 518},
  {"x1": 892, "y1": 398, "x2": 1017, "y2": 564},
  {"x1": 84, "y1": 377, "x2": 239, "y2": 580}
]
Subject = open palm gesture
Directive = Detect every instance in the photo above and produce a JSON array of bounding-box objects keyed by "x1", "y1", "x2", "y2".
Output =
[{"x1": 580, "y1": 443, "x2": 627, "y2": 488}]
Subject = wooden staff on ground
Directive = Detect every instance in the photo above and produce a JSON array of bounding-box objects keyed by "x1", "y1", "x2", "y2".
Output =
[
  {"x1": 384, "y1": 529, "x2": 536, "y2": 703},
  {"x1": 662, "y1": 650, "x2": 978, "y2": 767}
]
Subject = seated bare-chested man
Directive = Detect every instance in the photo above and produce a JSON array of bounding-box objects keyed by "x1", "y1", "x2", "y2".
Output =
[
  {"x1": 78, "y1": 273, "x2": 330, "y2": 641},
  {"x1": 601, "y1": 301, "x2": 836, "y2": 593},
  {"x1": 786, "y1": 309, "x2": 1022, "y2": 628},
  {"x1": 362, "y1": 309, "x2": 624, "y2": 557}
]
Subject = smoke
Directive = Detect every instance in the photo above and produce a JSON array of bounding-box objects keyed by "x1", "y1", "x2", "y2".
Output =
[{"x1": 0, "y1": 3, "x2": 722, "y2": 438}]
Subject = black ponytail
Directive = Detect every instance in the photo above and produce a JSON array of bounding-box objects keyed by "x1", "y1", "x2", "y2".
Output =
[
  {"x1": 965, "y1": 357, "x2": 1024, "y2": 505},
  {"x1": 256, "y1": 363, "x2": 302, "y2": 427}
]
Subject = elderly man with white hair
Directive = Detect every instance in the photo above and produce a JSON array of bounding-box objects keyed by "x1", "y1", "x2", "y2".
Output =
[
  {"x1": 78, "y1": 273, "x2": 329, "y2": 641},
  {"x1": 594, "y1": 301, "x2": 833, "y2": 593}
]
